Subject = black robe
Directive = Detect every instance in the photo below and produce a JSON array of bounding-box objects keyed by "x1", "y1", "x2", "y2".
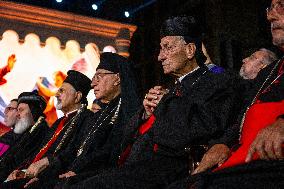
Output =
[
  {"x1": 28, "y1": 91, "x2": 140, "y2": 189},
  {"x1": 26, "y1": 97, "x2": 122, "y2": 189},
  {"x1": 0, "y1": 130, "x2": 21, "y2": 147},
  {"x1": 0, "y1": 107, "x2": 94, "y2": 188},
  {"x1": 172, "y1": 58, "x2": 284, "y2": 189},
  {"x1": 0, "y1": 119, "x2": 50, "y2": 182},
  {"x1": 60, "y1": 67, "x2": 239, "y2": 189}
]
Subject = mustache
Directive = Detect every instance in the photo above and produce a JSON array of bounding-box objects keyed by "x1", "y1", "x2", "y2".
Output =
[{"x1": 271, "y1": 22, "x2": 284, "y2": 30}]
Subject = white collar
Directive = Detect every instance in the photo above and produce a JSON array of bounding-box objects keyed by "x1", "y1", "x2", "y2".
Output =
[
  {"x1": 178, "y1": 66, "x2": 200, "y2": 82},
  {"x1": 65, "y1": 108, "x2": 79, "y2": 117}
]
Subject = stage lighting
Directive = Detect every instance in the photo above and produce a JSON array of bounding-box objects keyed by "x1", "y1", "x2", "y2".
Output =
[
  {"x1": 124, "y1": 0, "x2": 157, "y2": 17},
  {"x1": 56, "y1": 0, "x2": 63, "y2": 3},
  {"x1": 124, "y1": 11, "x2": 130, "y2": 18},
  {"x1": 92, "y1": 4, "x2": 98, "y2": 10}
]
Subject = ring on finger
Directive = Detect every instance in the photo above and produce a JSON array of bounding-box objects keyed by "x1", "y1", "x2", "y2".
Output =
[{"x1": 144, "y1": 93, "x2": 148, "y2": 99}]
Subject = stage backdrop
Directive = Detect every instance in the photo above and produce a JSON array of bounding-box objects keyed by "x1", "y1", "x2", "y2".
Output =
[{"x1": 0, "y1": 1, "x2": 136, "y2": 126}]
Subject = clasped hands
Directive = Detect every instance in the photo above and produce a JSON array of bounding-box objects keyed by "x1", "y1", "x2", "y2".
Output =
[
  {"x1": 192, "y1": 118, "x2": 284, "y2": 175},
  {"x1": 7, "y1": 157, "x2": 49, "y2": 182},
  {"x1": 143, "y1": 86, "x2": 169, "y2": 119}
]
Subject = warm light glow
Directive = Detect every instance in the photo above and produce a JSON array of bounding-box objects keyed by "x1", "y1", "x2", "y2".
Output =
[
  {"x1": 0, "y1": 30, "x2": 99, "y2": 107},
  {"x1": 103, "y1": 46, "x2": 116, "y2": 53}
]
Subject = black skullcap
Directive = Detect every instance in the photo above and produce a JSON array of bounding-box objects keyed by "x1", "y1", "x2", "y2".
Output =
[
  {"x1": 96, "y1": 52, "x2": 127, "y2": 73},
  {"x1": 18, "y1": 90, "x2": 47, "y2": 122},
  {"x1": 64, "y1": 70, "x2": 91, "y2": 104},
  {"x1": 160, "y1": 15, "x2": 206, "y2": 66},
  {"x1": 160, "y1": 15, "x2": 203, "y2": 40}
]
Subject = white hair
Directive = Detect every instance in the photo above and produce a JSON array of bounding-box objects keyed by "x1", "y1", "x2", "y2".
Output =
[
  {"x1": 13, "y1": 116, "x2": 33, "y2": 134},
  {"x1": 259, "y1": 48, "x2": 278, "y2": 65}
]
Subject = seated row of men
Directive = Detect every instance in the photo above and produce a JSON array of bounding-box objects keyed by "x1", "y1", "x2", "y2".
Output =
[{"x1": 0, "y1": 3, "x2": 283, "y2": 188}]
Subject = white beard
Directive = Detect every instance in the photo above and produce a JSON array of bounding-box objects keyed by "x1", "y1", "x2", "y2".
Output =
[
  {"x1": 239, "y1": 67, "x2": 249, "y2": 80},
  {"x1": 13, "y1": 116, "x2": 33, "y2": 134},
  {"x1": 55, "y1": 102, "x2": 62, "y2": 110},
  {"x1": 55, "y1": 98, "x2": 62, "y2": 110}
]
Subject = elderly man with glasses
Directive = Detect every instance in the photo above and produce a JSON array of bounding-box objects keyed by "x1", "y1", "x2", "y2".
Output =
[{"x1": 170, "y1": 1, "x2": 284, "y2": 188}]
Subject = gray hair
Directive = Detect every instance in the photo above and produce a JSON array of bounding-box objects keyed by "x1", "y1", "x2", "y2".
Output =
[{"x1": 259, "y1": 48, "x2": 278, "y2": 65}]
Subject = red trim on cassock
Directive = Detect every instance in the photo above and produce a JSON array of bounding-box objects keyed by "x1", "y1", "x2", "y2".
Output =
[
  {"x1": 118, "y1": 115, "x2": 157, "y2": 166},
  {"x1": 32, "y1": 116, "x2": 67, "y2": 163},
  {"x1": 215, "y1": 100, "x2": 284, "y2": 171}
]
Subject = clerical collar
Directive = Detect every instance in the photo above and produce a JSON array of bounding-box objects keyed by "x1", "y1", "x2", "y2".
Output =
[
  {"x1": 65, "y1": 109, "x2": 79, "y2": 118},
  {"x1": 178, "y1": 66, "x2": 200, "y2": 82}
]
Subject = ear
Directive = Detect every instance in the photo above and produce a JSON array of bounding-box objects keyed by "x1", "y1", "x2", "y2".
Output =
[
  {"x1": 113, "y1": 74, "x2": 121, "y2": 86},
  {"x1": 75, "y1": 91, "x2": 83, "y2": 104},
  {"x1": 185, "y1": 43, "x2": 196, "y2": 59}
]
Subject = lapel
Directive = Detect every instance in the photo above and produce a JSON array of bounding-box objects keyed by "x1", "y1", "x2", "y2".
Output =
[{"x1": 155, "y1": 67, "x2": 209, "y2": 112}]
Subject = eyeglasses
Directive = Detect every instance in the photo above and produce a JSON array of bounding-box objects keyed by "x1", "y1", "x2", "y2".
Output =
[
  {"x1": 267, "y1": 0, "x2": 284, "y2": 15},
  {"x1": 4, "y1": 107, "x2": 17, "y2": 113},
  {"x1": 92, "y1": 72, "x2": 116, "y2": 81}
]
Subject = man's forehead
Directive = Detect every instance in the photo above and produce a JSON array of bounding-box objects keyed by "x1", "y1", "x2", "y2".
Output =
[
  {"x1": 254, "y1": 50, "x2": 267, "y2": 57},
  {"x1": 96, "y1": 69, "x2": 112, "y2": 73},
  {"x1": 61, "y1": 82, "x2": 75, "y2": 91},
  {"x1": 8, "y1": 101, "x2": 17, "y2": 107},
  {"x1": 160, "y1": 36, "x2": 182, "y2": 45},
  {"x1": 18, "y1": 103, "x2": 29, "y2": 109}
]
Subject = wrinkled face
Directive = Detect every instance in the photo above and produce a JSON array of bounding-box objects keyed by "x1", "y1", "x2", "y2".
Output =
[
  {"x1": 91, "y1": 69, "x2": 120, "y2": 102},
  {"x1": 240, "y1": 51, "x2": 267, "y2": 79},
  {"x1": 158, "y1": 36, "x2": 189, "y2": 76},
  {"x1": 267, "y1": 0, "x2": 284, "y2": 47},
  {"x1": 55, "y1": 82, "x2": 78, "y2": 112},
  {"x1": 4, "y1": 101, "x2": 18, "y2": 127},
  {"x1": 14, "y1": 103, "x2": 34, "y2": 134}
]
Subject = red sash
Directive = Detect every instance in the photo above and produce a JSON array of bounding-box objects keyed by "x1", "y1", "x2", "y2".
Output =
[
  {"x1": 32, "y1": 117, "x2": 67, "y2": 163},
  {"x1": 215, "y1": 100, "x2": 284, "y2": 171},
  {"x1": 118, "y1": 115, "x2": 156, "y2": 166}
]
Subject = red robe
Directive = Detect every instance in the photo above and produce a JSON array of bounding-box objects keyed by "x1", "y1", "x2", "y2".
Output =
[{"x1": 216, "y1": 100, "x2": 284, "y2": 171}]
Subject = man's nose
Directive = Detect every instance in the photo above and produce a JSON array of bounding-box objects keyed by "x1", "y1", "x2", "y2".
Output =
[{"x1": 158, "y1": 51, "x2": 166, "y2": 62}]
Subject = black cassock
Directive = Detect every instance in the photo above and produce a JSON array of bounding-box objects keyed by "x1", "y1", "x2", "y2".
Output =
[
  {"x1": 0, "y1": 107, "x2": 94, "y2": 188},
  {"x1": 26, "y1": 97, "x2": 123, "y2": 189},
  {"x1": 0, "y1": 130, "x2": 21, "y2": 147},
  {"x1": 0, "y1": 119, "x2": 49, "y2": 182},
  {"x1": 59, "y1": 67, "x2": 239, "y2": 189},
  {"x1": 168, "y1": 58, "x2": 284, "y2": 189}
]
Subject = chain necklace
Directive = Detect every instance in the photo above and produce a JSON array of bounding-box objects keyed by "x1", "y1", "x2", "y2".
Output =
[
  {"x1": 0, "y1": 116, "x2": 45, "y2": 164},
  {"x1": 173, "y1": 70, "x2": 208, "y2": 95},
  {"x1": 77, "y1": 98, "x2": 121, "y2": 157},
  {"x1": 54, "y1": 104, "x2": 86, "y2": 154},
  {"x1": 29, "y1": 116, "x2": 45, "y2": 133},
  {"x1": 238, "y1": 58, "x2": 283, "y2": 140},
  {"x1": 191, "y1": 70, "x2": 207, "y2": 86}
]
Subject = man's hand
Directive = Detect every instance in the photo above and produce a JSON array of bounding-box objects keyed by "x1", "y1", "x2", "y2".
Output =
[
  {"x1": 6, "y1": 54, "x2": 16, "y2": 72},
  {"x1": 7, "y1": 170, "x2": 25, "y2": 181},
  {"x1": 25, "y1": 157, "x2": 49, "y2": 178},
  {"x1": 246, "y1": 118, "x2": 284, "y2": 162},
  {"x1": 192, "y1": 144, "x2": 230, "y2": 175},
  {"x1": 143, "y1": 86, "x2": 169, "y2": 119},
  {"x1": 24, "y1": 177, "x2": 39, "y2": 188},
  {"x1": 59, "y1": 171, "x2": 76, "y2": 179}
]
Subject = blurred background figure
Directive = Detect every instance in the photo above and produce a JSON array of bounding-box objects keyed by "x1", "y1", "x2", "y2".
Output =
[
  {"x1": 0, "y1": 54, "x2": 16, "y2": 85},
  {"x1": 0, "y1": 99, "x2": 17, "y2": 137},
  {"x1": 239, "y1": 48, "x2": 278, "y2": 80},
  {"x1": 36, "y1": 71, "x2": 66, "y2": 126}
]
